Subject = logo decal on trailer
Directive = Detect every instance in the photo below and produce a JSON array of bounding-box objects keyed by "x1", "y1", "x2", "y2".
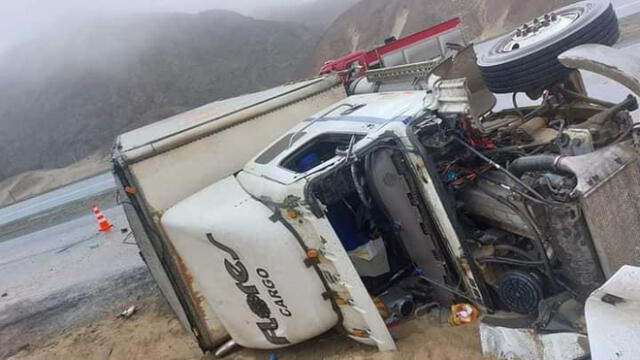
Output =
[{"x1": 206, "y1": 233, "x2": 290, "y2": 345}]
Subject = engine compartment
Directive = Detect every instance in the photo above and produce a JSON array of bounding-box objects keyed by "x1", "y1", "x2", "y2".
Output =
[
  {"x1": 419, "y1": 89, "x2": 637, "y2": 306},
  {"x1": 424, "y1": 86, "x2": 640, "y2": 314},
  {"x1": 305, "y1": 83, "x2": 639, "y2": 328}
]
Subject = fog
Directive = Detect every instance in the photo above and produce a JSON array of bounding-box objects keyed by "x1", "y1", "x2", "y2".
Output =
[{"x1": 0, "y1": 0, "x2": 314, "y2": 51}]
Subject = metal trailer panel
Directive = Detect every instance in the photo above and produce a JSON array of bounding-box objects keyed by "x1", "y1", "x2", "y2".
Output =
[
  {"x1": 118, "y1": 77, "x2": 337, "y2": 156},
  {"x1": 365, "y1": 18, "x2": 462, "y2": 64},
  {"x1": 116, "y1": 188, "x2": 209, "y2": 343},
  {"x1": 113, "y1": 78, "x2": 347, "y2": 351},
  {"x1": 112, "y1": 164, "x2": 227, "y2": 350},
  {"x1": 380, "y1": 28, "x2": 465, "y2": 68}
]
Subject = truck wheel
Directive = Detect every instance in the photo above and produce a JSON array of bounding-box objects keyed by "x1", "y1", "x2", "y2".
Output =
[{"x1": 475, "y1": 0, "x2": 619, "y2": 94}]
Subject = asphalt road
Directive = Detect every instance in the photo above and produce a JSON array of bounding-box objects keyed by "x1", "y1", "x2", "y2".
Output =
[
  {"x1": 0, "y1": 206, "x2": 149, "y2": 357},
  {"x1": 0, "y1": 172, "x2": 115, "y2": 227},
  {"x1": 0, "y1": 206, "x2": 142, "y2": 308}
]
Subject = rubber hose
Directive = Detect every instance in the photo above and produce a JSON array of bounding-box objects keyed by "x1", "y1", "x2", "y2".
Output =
[{"x1": 509, "y1": 155, "x2": 572, "y2": 177}]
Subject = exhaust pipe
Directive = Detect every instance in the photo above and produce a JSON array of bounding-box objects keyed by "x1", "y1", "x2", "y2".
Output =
[{"x1": 213, "y1": 339, "x2": 239, "y2": 358}]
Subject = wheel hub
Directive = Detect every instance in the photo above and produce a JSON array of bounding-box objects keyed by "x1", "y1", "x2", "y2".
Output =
[{"x1": 502, "y1": 10, "x2": 583, "y2": 53}]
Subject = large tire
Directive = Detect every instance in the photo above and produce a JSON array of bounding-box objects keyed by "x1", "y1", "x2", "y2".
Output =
[{"x1": 475, "y1": 0, "x2": 619, "y2": 94}]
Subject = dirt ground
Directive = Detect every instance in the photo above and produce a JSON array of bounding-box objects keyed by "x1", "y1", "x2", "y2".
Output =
[{"x1": 5, "y1": 293, "x2": 492, "y2": 360}]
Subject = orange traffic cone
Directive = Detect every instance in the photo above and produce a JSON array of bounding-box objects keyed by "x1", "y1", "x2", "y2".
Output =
[{"x1": 92, "y1": 204, "x2": 113, "y2": 232}]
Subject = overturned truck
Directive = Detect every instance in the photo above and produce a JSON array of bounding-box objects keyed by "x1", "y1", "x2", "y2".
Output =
[{"x1": 113, "y1": 1, "x2": 640, "y2": 358}]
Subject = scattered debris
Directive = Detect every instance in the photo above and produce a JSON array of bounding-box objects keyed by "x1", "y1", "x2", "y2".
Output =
[
  {"x1": 449, "y1": 303, "x2": 480, "y2": 326},
  {"x1": 121, "y1": 231, "x2": 136, "y2": 245},
  {"x1": 1, "y1": 292, "x2": 7, "y2": 297},
  {"x1": 118, "y1": 305, "x2": 137, "y2": 319}
]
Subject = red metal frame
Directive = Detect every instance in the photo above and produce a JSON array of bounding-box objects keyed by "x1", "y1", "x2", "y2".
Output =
[{"x1": 319, "y1": 17, "x2": 462, "y2": 75}]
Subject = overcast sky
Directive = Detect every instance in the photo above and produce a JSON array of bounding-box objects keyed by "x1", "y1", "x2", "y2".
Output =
[{"x1": 0, "y1": 0, "x2": 311, "y2": 51}]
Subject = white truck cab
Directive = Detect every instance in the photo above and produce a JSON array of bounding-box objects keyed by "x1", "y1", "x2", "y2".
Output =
[{"x1": 160, "y1": 91, "x2": 480, "y2": 350}]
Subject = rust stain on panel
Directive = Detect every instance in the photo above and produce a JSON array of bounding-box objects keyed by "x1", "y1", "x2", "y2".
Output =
[{"x1": 168, "y1": 240, "x2": 208, "y2": 320}]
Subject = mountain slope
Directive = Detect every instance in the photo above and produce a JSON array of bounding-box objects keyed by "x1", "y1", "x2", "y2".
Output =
[
  {"x1": 0, "y1": 10, "x2": 319, "y2": 180},
  {"x1": 251, "y1": 0, "x2": 360, "y2": 30}
]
